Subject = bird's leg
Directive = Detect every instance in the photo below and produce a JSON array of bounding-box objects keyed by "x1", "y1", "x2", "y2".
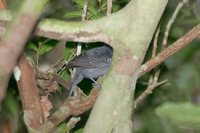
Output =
[{"x1": 90, "y1": 78, "x2": 101, "y2": 89}]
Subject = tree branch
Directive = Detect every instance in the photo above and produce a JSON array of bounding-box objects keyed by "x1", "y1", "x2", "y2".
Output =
[
  {"x1": 37, "y1": 89, "x2": 99, "y2": 132},
  {"x1": 0, "y1": 0, "x2": 48, "y2": 103},
  {"x1": 15, "y1": 54, "x2": 44, "y2": 131},
  {"x1": 107, "y1": 0, "x2": 112, "y2": 15},
  {"x1": 139, "y1": 24, "x2": 200, "y2": 78}
]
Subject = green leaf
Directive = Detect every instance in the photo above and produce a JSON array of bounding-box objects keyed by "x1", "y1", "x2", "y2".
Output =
[
  {"x1": 64, "y1": 11, "x2": 82, "y2": 18},
  {"x1": 72, "y1": 0, "x2": 84, "y2": 6},
  {"x1": 170, "y1": 26, "x2": 184, "y2": 38},
  {"x1": 113, "y1": 4, "x2": 120, "y2": 12},
  {"x1": 38, "y1": 40, "x2": 58, "y2": 55},
  {"x1": 98, "y1": 0, "x2": 102, "y2": 4},
  {"x1": 3, "y1": 91, "x2": 21, "y2": 133},
  {"x1": 64, "y1": 48, "x2": 73, "y2": 60},
  {"x1": 100, "y1": 2, "x2": 107, "y2": 10},
  {"x1": 74, "y1": 128, "x2": 84, "y2": 133},
  {"x1": 60, "y1": 69, "x2": 71, "y2": 81},
  {"x1": 88, "y1": 6, "x2": 98, "y2": 15},
  {"x1": 156, "y1": 102, "x2": 200, "y2": 130},
  {"x1": 90, "y1": 13, "x2": 104, "y2": 19},
  {"x1": 53, "y1": 122, "x2": 68, "y2": 133},
  {"x1": 26, "y1": 42, "x2": 38, "y2": 52},
  {"x1": 4, "y1": 91, "x2": 20, "y2": 116}
]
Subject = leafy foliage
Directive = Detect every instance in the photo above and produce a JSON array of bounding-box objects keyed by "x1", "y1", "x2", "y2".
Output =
[{"x1": 64, "y1": 0, "x2": 120, "y2": 19}]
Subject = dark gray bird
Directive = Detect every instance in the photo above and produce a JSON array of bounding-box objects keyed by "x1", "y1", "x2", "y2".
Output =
[{"x1": 66, "y1": 45, "x2": 113, "y2": 96}]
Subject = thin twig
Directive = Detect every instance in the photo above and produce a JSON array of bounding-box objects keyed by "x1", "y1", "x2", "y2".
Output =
[
  {"x1": 134, "y1": 79, "x2": 168, "y2": 107},
  {"x1": 71, "y1": 0, "x2": 90, "y2": 84},
  {"x1": 162, "y1": 0, "x2": 188, "y2": 49},
  {"x1": 67, "y1": 117, "x2": 81, "y2": 133},
  {"x1": 77, "y1": 0, "x2": 89, "y2": 55},
  {"x1": 82, "y1": 0, "x2": 89, "y2": 21},
  {"x1": 139, "y1": 24, "x2": 200, "y2": 78},
  {"x1": 135, "y1": 25, "x2": 161, "y2": 107},
  {"x1": 152, "y1": 26, "x2": 160, "y2": 57},
  {"x1": 107, "y1": 0, "x2": 112, "y2": 15}
]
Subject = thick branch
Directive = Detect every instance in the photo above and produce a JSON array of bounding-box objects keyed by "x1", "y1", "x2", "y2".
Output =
[
  {"x1": 35, "y1": 19, "x2": 112, "y2": 44},
  {"x1": 84, "y1": 0, "x2": 168, "y2": 133},
  {"x1": 37, "y1": 90, "x2": 99, "y2": 133},
  {"x1": 16, "y1": 54, "x2": 44, "y2": 130},
  {"x1": 0, "y1": 0, "x2": 48, "y2": 103}
]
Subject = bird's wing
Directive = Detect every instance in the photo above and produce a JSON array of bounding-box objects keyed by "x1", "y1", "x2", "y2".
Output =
[
  {"x1": 67, "y1": 46, "x2": 113, "y2": 68},
  {"x1": 67, "y1": 53, "x2": 111, "y2": 68}
]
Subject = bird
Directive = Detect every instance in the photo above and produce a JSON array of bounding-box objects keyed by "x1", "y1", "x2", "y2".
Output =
[{"x1": 66, "y1": 45, "x2": 113, "y2": 96}]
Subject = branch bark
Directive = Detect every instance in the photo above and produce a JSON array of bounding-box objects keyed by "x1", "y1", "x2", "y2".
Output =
[
  {"x1": 139, "y1": 24, "x2": 200, "y2": 78},
  {"x1": 37, "y1": 89, "x2": 99, "y2": 132},
  {"x1": 16, "y1": 54, "x2": 44, "y2": 131},
  {"x1": 0, "y1": 0, "x2": 48, "y2": 104}
]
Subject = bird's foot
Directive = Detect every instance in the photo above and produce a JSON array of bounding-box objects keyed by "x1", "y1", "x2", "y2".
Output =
[
  {"x1": 92, "y1": 82, "x2": 101, "y2": 89},
  {"x1": 90, "y1": 78, "x2": 101, "y2": 89}
]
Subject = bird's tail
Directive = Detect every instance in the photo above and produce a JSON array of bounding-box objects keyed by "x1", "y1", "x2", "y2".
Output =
[{"x1": 66, "y1": 69, "x2": 84, "y2": 97}]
